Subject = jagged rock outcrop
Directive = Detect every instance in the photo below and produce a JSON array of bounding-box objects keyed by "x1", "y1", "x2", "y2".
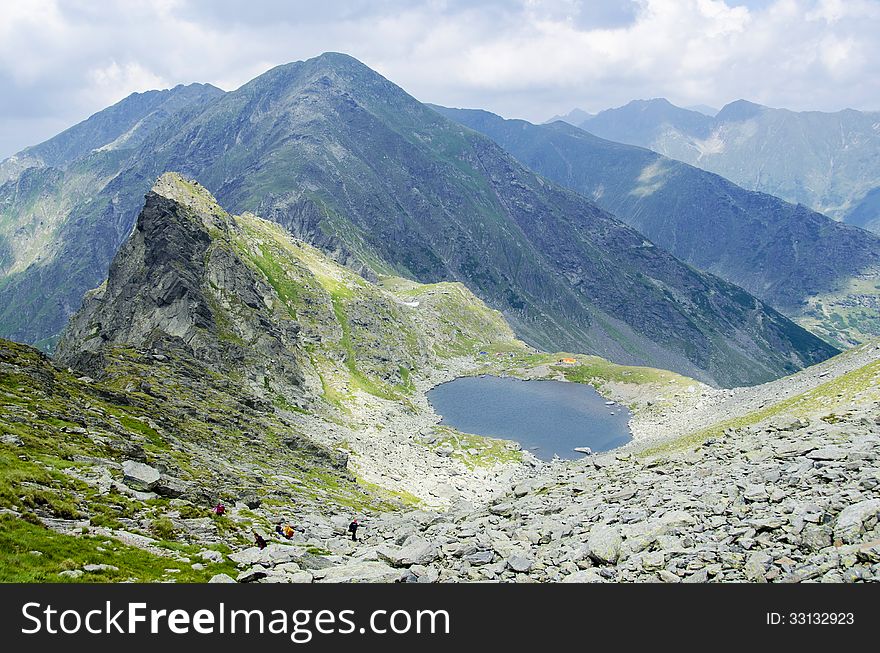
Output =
[{"x1": 56, "y1": 173, "x2": 307, "y2": 405}]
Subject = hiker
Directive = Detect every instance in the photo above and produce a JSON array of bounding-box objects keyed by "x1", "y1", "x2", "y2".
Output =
[
  {"x1": 253, "y1": 530, "x2": 268, "y2": 550},
  {"x1": 348, "y1": 518, "x2": 360, "y2": 542},
  {"x1": 283, "y1": 523, "x2": 295, "y2": 540},
  {"x1": 213, "y1": 501, "x2": 226, "y2": 516},
  {"x1": 275, "y1": 521, "x2": 284, "y2": 538}
]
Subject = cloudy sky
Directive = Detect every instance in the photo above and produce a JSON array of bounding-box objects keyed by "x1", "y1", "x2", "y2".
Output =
[{"x1": 1, "y1": 0, "x2": 878, "y2": 158}]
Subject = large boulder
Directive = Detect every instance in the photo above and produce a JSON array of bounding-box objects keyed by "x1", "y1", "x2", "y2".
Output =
[
  {"x1": 122, "y1": 460, "x2": 161, "y2": 491},
  {"x1": 314, "y1": 561, "x2": 403, "y2": 583},
  {"x1": 154, "y1": 475, "x2": 196, "y2": 499},
  {"x1": 562, "y1": 569, "x2": 604, "y2": 583},
  {"x1": 834, "y1": 499, "x2": 880, "y2": 544},
  {"x1": 228, "y1": 544, "x2": 303, "y2": 568},
  {"x1": 208, "y1": 573, "x2": 236, "y2": 583},
  {"x1": 588, "y1": 525, "x2": 622, "y2": 565},
  {"x1": 377, "y1": 537, "x2": 439, "y2": 567},
  {"x1": 506, "y1": 553, "x2": 534, "y2": 573}
]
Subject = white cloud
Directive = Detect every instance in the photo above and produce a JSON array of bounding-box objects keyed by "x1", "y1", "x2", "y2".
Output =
[
  {"x1": 0, "y1": 0, "x2": 878, "y2": 158},
  {"x1": 88, "y1": 61, "x2": 169, "y2": 105}
]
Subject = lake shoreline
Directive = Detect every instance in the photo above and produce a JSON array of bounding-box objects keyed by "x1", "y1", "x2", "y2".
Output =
[{"x1": 427, "y1": 375, "x2": 634, "y2": 461}]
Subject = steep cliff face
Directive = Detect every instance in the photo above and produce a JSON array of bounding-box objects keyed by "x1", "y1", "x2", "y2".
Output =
[{"x1": 56, "y1": 174, "x2": 307, "y2": 406}]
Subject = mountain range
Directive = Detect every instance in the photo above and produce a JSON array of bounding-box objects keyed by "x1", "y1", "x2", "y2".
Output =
[
  {"x1": 435, "y1": 106, "x2": 880, "y2": 349},
  {"x1": 568, "y1": 98, "x2": 880, "y2": 233},
  {"x1": 6, "y1": 170, "x2": 878, "y2": 585},
  {"x1": 0, "y1": 53, "x2": 835, "y2": 386}
]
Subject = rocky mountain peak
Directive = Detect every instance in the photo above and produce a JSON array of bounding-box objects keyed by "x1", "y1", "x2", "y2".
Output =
[
  {"x1": 151, "y1": 172, "x2": 233, "y2": 233},
  {"x1": 715, "y1": 99, "x2": 767, "y2": 123},
  {"x1": 55, "y1": 173, "x2": 307, "y2": 404}
]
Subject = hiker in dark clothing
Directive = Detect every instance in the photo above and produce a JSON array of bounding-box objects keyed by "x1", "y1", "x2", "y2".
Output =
[
  {"x1": 253, "y1": 530, "x2": 268, "y2": 550},
  {"x1": 275, "y1": 521, "x2": 284, "y2": 538},
  {"x1": 348, "y1": 519, "x2": 359, "y2": 542}
]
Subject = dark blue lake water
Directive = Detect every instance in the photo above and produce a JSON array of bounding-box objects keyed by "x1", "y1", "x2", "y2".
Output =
[{"x1": 427, "y1": 376, "x2": 632, "y2": 460}]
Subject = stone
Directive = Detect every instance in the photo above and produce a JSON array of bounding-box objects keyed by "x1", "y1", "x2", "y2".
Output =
[
  {"x1": 377, "y1": 537, "x2": 439, "y2": 567},
  {"x1": 236, "y1": 567, "x2": 268, "y2": 583},
  {"x1": 742, "y1": 484, "x2": 768, "y2": 502},
  {"x1": 744, "y1": 552, "x2": 771, "y2": 582},
  {"x1": 683, "y1": 569, "x2": 709, "y2": 583},
  {"x1": 330, "y1": 515, "x2": 352, "y2": 535},
  {"x1": 463, "y1": 550, "x2": 494, "y2": 565},
  {"x1": 284, "y1": 571, "x2": 315, "y2": 583},
  {"x1": 436, "y1": 443, "x2": 454, "y2": 457},
  {"x1": 658, "y1": 570, "x2": 681, "y2": 583},
  {"x1": 199, "y1": 549, "x2": 225, "y2": 563},
  {"x1": 507, "y1": 553, "x2": 534, "y2": 573},
  {"x1": 834, "y1": 499, "x2": 880, "y2": 544},
  {"x1": 58, "y1": 570, "x2": 84, "y2": 579},
  {"x1": 208, "y1": 573, "x2": 237, "y2": 584},
  {"x1": 83, "y1": 563, "x2": 119, "y2": 573},
  {"x1": 229, "y1": 544, "x2": 302, "y2": 568},
  {"x1": 122, "y1": 460, "x2": 161, "y2": 491},
  {"x1": 314, "y1": 561, "x2": 402, "y2": 583},
  {"x1": 640, "y1": 551, "x2": 666, "y2": 571},
  {"x1": 806, "y1": 447, "x2": 847, "y2": 461},
  {"x1": 562, "y1": 569, "x2": 604, "y2": 583},
  {"x1": 587, "y1": 525, "x2": 622, "y2": 565},
  {"x1": 155, "y1": 475, "x2": 194, "y2": 499},
  {"x1": 237, "y1": 491, "x2": 261, "y2": 509},
  {"x1": 800, "y1": 525, "x2": 832, "y2": 552}
]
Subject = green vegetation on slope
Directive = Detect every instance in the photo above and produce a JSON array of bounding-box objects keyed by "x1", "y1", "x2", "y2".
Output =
[{"x1": 642, "y1": 354, "x2": 880, "y2": 458}]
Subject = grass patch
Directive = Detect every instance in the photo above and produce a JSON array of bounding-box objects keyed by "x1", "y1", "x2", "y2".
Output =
[
  {"x1": 642, "y1": 357, "x2": 880, "y2": 458},
  {"x1": 0, "y1": 514, "x2": 237, "y2": 582}
]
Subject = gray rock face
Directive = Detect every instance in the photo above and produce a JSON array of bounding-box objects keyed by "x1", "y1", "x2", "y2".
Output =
[
  {"x1": 83, "y1": 563, "x2": 119, "y2": 573},
  {"x1": 236, "y1": 567, "x2": 268, "y2": 583},
  {"x1": 744, "y1": 552, "x2": 772, "y2": 582},
  {"x1": 561, "y1": 569, "x2": 604, "y2": 583},
  {"x1": 55, "y1": 174, "x2": 306, "y2": 407},
  {"x1": 464, "y1": 550, "x2": 494, "y2": 565},
  {"x1": 122, "y1": 461, "x2": 161, "y2": 491}
]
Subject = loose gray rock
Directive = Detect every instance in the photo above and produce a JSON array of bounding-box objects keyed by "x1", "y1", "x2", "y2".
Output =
[
  {"x1": 83, "y1": 563, "x2": 119, "y2": 573},
  {"x1": 834, "y1": 499, "x2": 880, "y2": 544},
  {"x1": 588, "y1": 526, "x2": 622, "y2": 565},
  {"x1": 377, "y1": 537, "x2": 438, "y2": 567},
  {"x1": 122, "y1": 460, "x2": 161, "y2": 491},
  {"x1": 464, "y1": 550, "x2": 494, "y2": 565},
  {"x1": 208, "y1": 573, "x2": 237, "y2": 584},
  {"x1": 507, "y1": 553, "x2": 534, "y2": 573},
  {"x1": 314, "y1": 561, "x2": 402, "y2": 583}
]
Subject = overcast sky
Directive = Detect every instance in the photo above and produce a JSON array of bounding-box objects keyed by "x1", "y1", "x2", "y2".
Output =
[{"x1": 1, "y1": 0, "x2": 879, "y2": 159}]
